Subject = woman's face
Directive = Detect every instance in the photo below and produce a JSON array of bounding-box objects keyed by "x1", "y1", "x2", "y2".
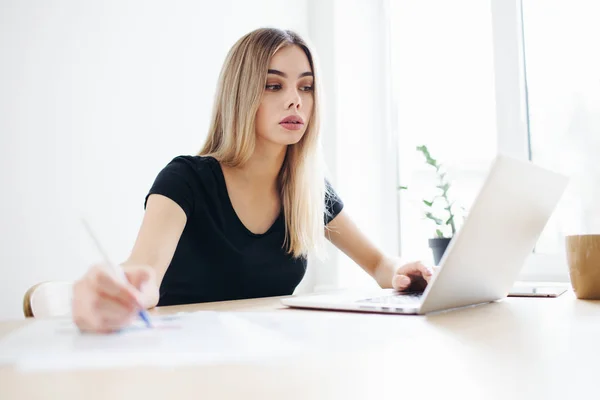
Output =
[{"x1": 255, "y1": 45, "x2": 314, "y2": 147}]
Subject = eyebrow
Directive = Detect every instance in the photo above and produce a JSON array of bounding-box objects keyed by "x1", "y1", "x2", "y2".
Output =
[{"x1": 267, "y1": 69, "x2": 313, "y2": 79}]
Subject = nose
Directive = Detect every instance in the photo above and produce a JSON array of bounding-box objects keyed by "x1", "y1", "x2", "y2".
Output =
[{"x1": 286, "y1": 87, "x2": 302, "y2": 110}]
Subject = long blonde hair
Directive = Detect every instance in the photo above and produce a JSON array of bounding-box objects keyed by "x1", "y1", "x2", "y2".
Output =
[{"x1": 199, "y1": 28, "x2": 328, "y2": 259}]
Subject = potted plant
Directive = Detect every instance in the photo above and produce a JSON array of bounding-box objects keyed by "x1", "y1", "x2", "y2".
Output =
[{"x1": 399, "y1": 145, "x2": 464, "y2": 265}]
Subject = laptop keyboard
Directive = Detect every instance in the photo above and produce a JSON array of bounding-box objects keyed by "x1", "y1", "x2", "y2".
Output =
[{"x1": 358, "y1": 293, "x2": 423, "y2": 305}]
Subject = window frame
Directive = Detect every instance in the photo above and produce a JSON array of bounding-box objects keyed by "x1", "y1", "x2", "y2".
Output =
[{"x1": 490, "y1": 0, "x2": 569, "y2": 281}]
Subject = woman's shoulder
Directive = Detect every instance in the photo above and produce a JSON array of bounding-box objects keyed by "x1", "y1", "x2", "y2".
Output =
[
  {"x1": 146, "y1": 155, "x2": 222, "y2": 215},
  {"x1": 163, "y1": 154, "x2": 220, "y2": 175},
  {"x1": 167, "y1": 154, "x2": 218, "y2": 166}
]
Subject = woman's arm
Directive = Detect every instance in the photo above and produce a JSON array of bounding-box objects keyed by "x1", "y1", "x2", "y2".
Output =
[
  {"x1": 325, "y1": 210, "x2": 392, "y2": 287},
  {"x1": 325, "y1": 210, "x2": 432, "y2": 290},
  {"x1": 120, "y1": 194, "x2": 187, "y2": 308}
]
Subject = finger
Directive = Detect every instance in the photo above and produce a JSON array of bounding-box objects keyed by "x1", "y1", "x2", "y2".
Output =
[
  {"x1": 73, "y1": 277, "x2": 136, "y2": 333},
  {"x1": 85, "y1": 298, "x2": 137, "y2": 333},
  {"x1": 393, "y1": 274, "x2": 411, "y2": 291},
  {"x1": 411, "y1": 261, "x2": 434, "y2": 283},
  {"x1": 96, "y1": 292, "x2": 137, "y2": 317},
  {"x1": 73, "y1": 281, "x2": 97, "y2": 331},
  {"x1": 91, "y1": 267, "x2": 142, "y2": 308}
]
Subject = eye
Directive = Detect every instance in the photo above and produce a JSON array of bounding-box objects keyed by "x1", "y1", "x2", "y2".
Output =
[
  {"x1": 265, "y1": 84, "x2": 282, "y2": 91},
  {"x1": 300, "y1": 85, "x2": 314, "y2": 92}
]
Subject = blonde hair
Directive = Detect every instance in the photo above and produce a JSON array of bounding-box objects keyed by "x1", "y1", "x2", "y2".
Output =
[{"x1": 199, "y1": 28, "x2": 328, "y2": 259}]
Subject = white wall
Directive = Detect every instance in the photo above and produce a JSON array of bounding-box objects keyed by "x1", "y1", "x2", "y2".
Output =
[{"x1": 0, "y1": 0, "x2": 310, "y2": 320}]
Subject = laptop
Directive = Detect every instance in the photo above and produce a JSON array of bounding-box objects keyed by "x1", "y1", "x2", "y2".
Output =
[{"x1": 281, "y1": 154, "x2": 569, "y2": 315}]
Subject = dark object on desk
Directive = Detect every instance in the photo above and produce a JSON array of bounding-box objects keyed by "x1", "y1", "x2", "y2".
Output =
[
  {"x1": 508, "y1": 286, "x2": 567, "y2": 298},
  {"x1": 429, "y1": 237, "x2": 451, "y2": 265}
]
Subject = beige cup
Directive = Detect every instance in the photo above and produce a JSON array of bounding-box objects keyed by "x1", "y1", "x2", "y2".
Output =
[{"x1": 566, "y1": 234, "x2": 600, "y2": 299}]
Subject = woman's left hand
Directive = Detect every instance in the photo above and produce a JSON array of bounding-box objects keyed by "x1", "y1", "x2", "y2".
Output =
[{"x1": 391, "y1": 260, "x2": 435, "y2": 292}]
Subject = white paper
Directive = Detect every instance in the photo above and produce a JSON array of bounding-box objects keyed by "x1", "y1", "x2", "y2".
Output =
[{"x1": 0, "y1": 310, "x2": 431, "y2": 371}]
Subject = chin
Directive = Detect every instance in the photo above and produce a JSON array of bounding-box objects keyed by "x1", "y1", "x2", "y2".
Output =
[
  {"x1": 262, "y1": 130, "x2": 305, "y2": 146},
  {"x1": 281, "y1": 135, "x2": 304, "y2": 145},
  {"x1": 283, "y1": 136, "x2": 304, "y2": 146}
]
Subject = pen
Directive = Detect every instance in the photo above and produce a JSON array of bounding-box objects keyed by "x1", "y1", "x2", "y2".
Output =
[{"x1": 80, "y1": 218, "x2": 153, "y2": 328}]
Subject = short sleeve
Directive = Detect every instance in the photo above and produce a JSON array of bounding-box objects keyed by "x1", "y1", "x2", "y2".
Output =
[
  {"x1": 324, "y1": 179, "x2": 344, "y2": 225},
  {"x1": 144, "y1": 156, "x2": 197, "y2": 219}
]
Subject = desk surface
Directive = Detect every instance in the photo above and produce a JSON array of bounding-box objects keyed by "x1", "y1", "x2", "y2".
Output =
[{"x1": 1, "y1": 291, "x2": 599, "y2": 400}]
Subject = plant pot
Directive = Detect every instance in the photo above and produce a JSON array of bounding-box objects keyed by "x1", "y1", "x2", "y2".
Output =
[{"x1": 428, "y1": 237, "x2": 452, "y2": 266}]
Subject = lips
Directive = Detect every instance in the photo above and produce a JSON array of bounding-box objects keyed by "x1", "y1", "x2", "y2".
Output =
[
  {"x1": 280, "y1": 115, "x2": 304, "y2": 125},
  {"x1": 279, "y1": 115, "x2": 305, "y2": 131}
]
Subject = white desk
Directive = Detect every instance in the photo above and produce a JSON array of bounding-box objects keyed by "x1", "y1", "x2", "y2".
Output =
[{"x1": 1, "y1": 291, "x2": 599, "y2": 400}]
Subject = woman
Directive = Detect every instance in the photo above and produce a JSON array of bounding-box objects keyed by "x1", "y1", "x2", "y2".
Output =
[{"x1": 73, "y1": 28, "x2": 433, "y2": 332}]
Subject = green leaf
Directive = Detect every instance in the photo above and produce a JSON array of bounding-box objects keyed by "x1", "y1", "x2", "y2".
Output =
[
  {"x1": 436, "y1": 183, "x2": 450, "y2": 193},
  {"x1": 436, "y1": 229, "x2": 444, "y2": 238},
  {"x1": 422, "y1": 199, "x2": 433, "y2": 207},
  {"x1": 445, "y1": 215, "x2": 454, "y2": 225},
  {"x1": 416, "y1": 145, "x2": 438, "y2": 167},
  {"x1": 425, "y1": 155, "x2": 437, "y2": 165},
  {"x1": 425, "y1": 212, "x2": 444, "y2": 225},
  {"x1": 398, "y1": 185, "x2": 408, "y2": 190},
  {"x1": 416, "y1": 145, "x2": 428, "y2": 155}
]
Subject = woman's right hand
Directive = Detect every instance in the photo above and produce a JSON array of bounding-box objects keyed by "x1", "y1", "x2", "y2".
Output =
[{"x1": 72, "y1": 264, "x2": 157, "y2": 333}]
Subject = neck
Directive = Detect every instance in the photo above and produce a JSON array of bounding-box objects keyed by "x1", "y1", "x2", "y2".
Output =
[{"x1": 236, "y1": 140, "x2": 287, "y2": 189}]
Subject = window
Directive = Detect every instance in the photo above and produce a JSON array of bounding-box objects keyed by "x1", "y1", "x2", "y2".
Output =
[
  {"x1": 522, "y1": 0, "x2": 600, "y2": 266},
  {"x1": 391, "y1": 1, "x2": 498, "y2": 265},
  {"x1": 486, "y1": 0, "x2": 599, "y2": 281},
  {"x1": 391, "y1": 0, "x2": 596, "y2": 281},
  {"x1": 330, "y1": 0, "x2": 593, "y2": 288}
]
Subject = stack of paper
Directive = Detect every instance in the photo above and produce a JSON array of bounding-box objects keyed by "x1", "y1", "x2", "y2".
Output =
[{"x1": 0, "y1": 311, "x2": 430, "y2": 371}]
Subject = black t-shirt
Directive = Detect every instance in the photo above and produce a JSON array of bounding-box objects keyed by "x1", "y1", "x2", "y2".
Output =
[{"x1": 144, "y1": 155, "x2": 344, "y2": 306}]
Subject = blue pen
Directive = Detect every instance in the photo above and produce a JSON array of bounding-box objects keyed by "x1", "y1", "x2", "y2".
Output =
[{"x1": 81, "y1": 218, "x2": 153, "y2": 328}]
